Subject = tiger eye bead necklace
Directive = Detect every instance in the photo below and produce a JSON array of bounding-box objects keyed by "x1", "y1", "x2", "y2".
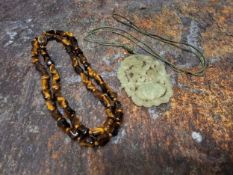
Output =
[{"x1": 31, "y1": 30, "x2": 123, "y2": 147}]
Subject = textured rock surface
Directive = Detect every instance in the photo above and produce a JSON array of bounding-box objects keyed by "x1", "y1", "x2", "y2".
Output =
[{"x1": 0, "y1": 0, "x2": 232, "y2": 175}]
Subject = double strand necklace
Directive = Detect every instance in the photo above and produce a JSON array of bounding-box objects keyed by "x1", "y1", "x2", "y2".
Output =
[{"x1": 31, "y1": 30, "x2": 123, "y2": 147}]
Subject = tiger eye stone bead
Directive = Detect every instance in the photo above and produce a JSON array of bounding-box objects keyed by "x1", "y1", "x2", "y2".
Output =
[
  {"x1": 46, "y1": 101, "x2": 55, "y2": 111},
  {"x1": 35, "y1": 63, "x2": 47, "y2": 74},
  {"x1": 114, "y1": 109, "x2": 123, "y2": 122},
  {"x1": 64, "y1": 106, "x2": 76, "y2": 118},
  {"x1": 57, "y1": 117, "x2": 71, "y2": 130},
  {"x1": 78, "y1": 124, "x2": 89, "y2": 140},
  {"x1": 67, "y1": 128, "x2": 80, "y2": 140},
  {"x1": 80, "y1": 135, "x2": 95, "y2": 147},
  {"x1": 96, "y1": 133, "x2": 110, "y2": 146},
  {"x1": 89, "y1": 127, "x2": 105, "y2": 135},
  {"x1": 41, "y1": 89, "x2": 51, "y2": 100},
  {"x1": 50, "y1": 109, "x2": 62, "y2": 120},
  {"x1": 111, "y1": 124, "x2": 120, "y2": 136},
  {"x1": 113, "y1": 100, "x2": 122, "y2": 110},
  {"x1": 74, "y1": 66, "x2": 83, "y2": 74}
]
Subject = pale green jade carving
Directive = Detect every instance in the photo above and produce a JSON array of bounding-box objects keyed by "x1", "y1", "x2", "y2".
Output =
[{"x1": 117, "y1": 55, "x2": 173, "y2": 107}]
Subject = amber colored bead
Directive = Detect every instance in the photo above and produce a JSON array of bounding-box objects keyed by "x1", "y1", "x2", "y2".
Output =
[
  {"x1": 105, "y1": 108, "x2": 114, "y2": 118},
  {"x1": 46, "y1": 101, "x2": 55, "y2": 111},
  {"x1": 72, "y1": 57, "x2": 79, "y2": 67},
  {"x1": 95, "y1": 75, "x2": 104, "y2": 84},
  {"x1": 86, "y1": 81, "x2": 96, "y2": 92},
  {"x1": 80, "y1": 72, "x2": 89, "y2": 83},
  {"x1": 37, "y1": 35, "x2": 47, "y2": 45},
  {"x1": 51, "y1": 82, "x2": 60, "y2": 91},
  {"x1": 49, "y1": 64, "x2": 58, "y2": 74},
  {"x1": 57, "y1": 96, "x2": 68, "y2": 108},
  {"x1": 41, "y1": 78, "x2": 49, "y2": 90},
  {"x1": 87, "y1": 67, "x2": 95, "y2": 77},
  {"x1": 52, "y1": 73, "x2": 60, "y2": 81},
  {"x1": 41, "y1": 74, "x2": 50, "y2": 80},
  {"x1": 100, "y1": 94, "x2": 112, "y2": 108},
  {"x1": 40, "y1": 49, "x2": 47, "y2": 56},
  {"x1": 107, "y1": 91, "x2": 118, "y2": 101},
  {"x1": 64, "y1": 32, "x2": 73, "y2": 37},
  {"x1": 103, "y1": 118, "x2": 115, "y2": 128},
  {"x1": 32, "y1": 56, "x2": 39, "y2": 64},
  {"x1": 41, "y1": 89, "x2": 51, "y2": 100},
  {"x1": 62, "y1": 38, "x2": 71, "y2": 46},
  {"x1": 89, "y1": 127, "x2": 105, "y2": 135}
]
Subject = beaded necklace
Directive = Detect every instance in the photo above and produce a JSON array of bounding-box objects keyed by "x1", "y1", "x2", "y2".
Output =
[{"x1": 31, "y1": 30, "x2": 123, "y2": 147}]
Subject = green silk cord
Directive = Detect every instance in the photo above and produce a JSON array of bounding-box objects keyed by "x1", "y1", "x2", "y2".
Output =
[{"x1": 84, "y1": 13, "x2": 207, "y2": 76}]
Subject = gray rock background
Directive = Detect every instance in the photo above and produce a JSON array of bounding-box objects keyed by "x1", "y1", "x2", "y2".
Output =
[{"x1": 0, "y1": 0, "x2": 233, "y2": 175}]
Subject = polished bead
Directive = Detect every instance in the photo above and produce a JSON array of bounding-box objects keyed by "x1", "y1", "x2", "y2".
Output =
[
  {"x1": 103, "y1": 118, "x2": 115, "y2": 127},
  {"x1": 112, "y1": 100, "x2": 122, "y2": 112},
  {"x1": 64, "y1": 32, "x2": 74, "y2": 37},
  {"x1": 57, "y1": 117, "x2": 71, "y2": 129},
  {"x1": 96, "y1": 133, "x2": 110, "y2": 146},
  {"x1": 90, "y1": 127, "x2": 105, "y2": 135},
  {"x1": 38, "y1": 35, "x2": 47, "y2": 45},
  {"x1": 64, "y1": 106, "x2": 76, "y2": 118},
  {"x1": 35, "y1": 63, "x2": 47, "y2": 74},
  {"x1": 67, "y1": 128, "x2": 80, "y2": 140},
  {"x1": 50, "y1": 109, "x2": 62, "y2": 120},
  {"x1": 70, "y1": 37, "x2": 78, "y2": 46},
  {"x1": 62, "y1": 38, "x2": 71, "y2": 46},
  {"x1": 41, "y1": 78, "x2": 49, "y2": 90},
  {"x1": 71, "y1": 117, "x2": 80, "y2": 129},
  {"x1": 108, "y1": 91, "x2": 117, "y2": 100},
  {"x1": 80, "y1": 136, "x2": 95, "y2": 147},
  {"x1": 74, "y1": 47, "x2": 83, "y2": 55},
  {"x1": 80, "y1": 72, "x2": 89, "y2": 83},
  {"x1": 32, "y1": 56, "x2": 39, "y2": 64},
  {"x1": 78, "y1": 124, "x2": 89, "y2": 140},
  {"x1": 74, "y1": 66, "x2": 83, "y2": 74},
  {"x1": 41, "y1": 89, "x2": 51, "y2": 100},
  {"x1": 57, "y1": 96, "x2": 68, "y2": 108},
  {"x1": 115, "y1": 110, "x2": 123, "y2": 122},
  {"x1": 114, "y1": 100, "x2": 122, "y2": 109},
  {"x1": 105, "y1": 108, "x2": 114, "y2": 118},
  {"x1": 83, "y1": 62, "x2": 90, "y2": 70},
  {"x1": 46, "y1": 101, "x2": 55, "y2": 111},
  {"x1": 41, "y1": 74, "x2": 49, "y2": 80}
]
